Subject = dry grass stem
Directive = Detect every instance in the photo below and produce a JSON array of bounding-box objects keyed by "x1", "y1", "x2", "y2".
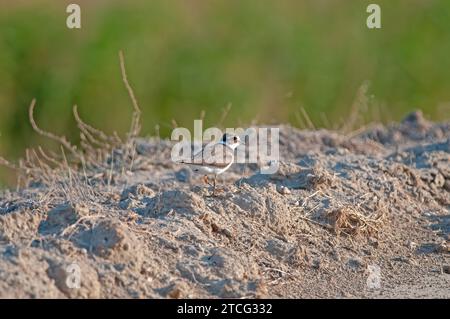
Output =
[{"x1": 119, "y1": 50, "x2": 141, "y2": 139}]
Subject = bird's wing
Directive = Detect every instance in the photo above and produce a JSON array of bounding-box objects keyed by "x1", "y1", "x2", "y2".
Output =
[{"x1": 190, "y1": 143, "x2": 233, "y2": 168}]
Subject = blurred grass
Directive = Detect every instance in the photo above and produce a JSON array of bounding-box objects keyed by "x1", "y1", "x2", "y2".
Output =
[{"x1": 0, "y1": 0, "x2": 450, "y2": 186}]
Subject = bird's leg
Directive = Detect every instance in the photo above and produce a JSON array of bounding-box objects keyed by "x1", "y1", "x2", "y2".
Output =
[
  {"x1": 212, "y1": 175, "x2": 217, "y2": 196},
  {"x1": 204, "y1": 175, "x2": 215, "y2": 196}
]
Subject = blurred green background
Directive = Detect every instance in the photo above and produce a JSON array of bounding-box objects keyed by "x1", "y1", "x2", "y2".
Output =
[{"x1": 1, "y1": 0, "x2": 450, "y2": 186}]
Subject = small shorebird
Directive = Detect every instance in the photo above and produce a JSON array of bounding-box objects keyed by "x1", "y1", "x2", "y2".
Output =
[{"x1": 180, "y1": 133, "x2": 241, "y2": 195}]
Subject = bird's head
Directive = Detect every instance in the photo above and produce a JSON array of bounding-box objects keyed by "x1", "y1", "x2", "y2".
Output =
[{"x1": 220, "y1": 133, "x2": 241, "y2": 150}]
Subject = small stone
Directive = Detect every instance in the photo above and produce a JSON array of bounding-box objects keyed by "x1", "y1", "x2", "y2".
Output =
[
  {"x1": 277, "y1": 185, "x2": 291, "y2": 195},
  {"x1": 135, "y1": 184, "x2": 155, "y2": 197},
  {"x1": 175, "y1": 168, "x2": 192, "y2": 183},
  {"x1": 368, "y1": 237, "x2": 379, "y2": 248},
  {"x1": 433, "y1": 174, "x2": 445, "y2": 188},
  {"x1": 347, "y1": 257, "x2": 365, "y2": 271},
  {"x1": 438, "y1": 242, "x2": 449, "y2": 254},
  {"x1": 110, "y1": 193, "x2": 121, "y2": 201},
  {"x1": 444, "y1": 180, "x2": 450, "y2": 192},
  {"x1": 406, "y1": 240, "x2": 417, "y2": 250},
  {"x1": 221, "y1": 228, "x2": 233, "y2": 238},
  {"x1": 443, "y1": 265, "x2": 450, "y2": 274},
  {"x1": 120, "y1": 183, "x2": 155, "y2": 200}
]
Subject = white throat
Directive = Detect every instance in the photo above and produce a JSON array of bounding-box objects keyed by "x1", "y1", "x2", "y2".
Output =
[{"x1": 220, "y1": 141, "x2": 239, "y2": 150}]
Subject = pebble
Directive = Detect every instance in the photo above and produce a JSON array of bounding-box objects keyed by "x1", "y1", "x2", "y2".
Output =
[
  {"x1": 443, "y1": 265, "x2": 450, "y2": 275},
  {"x1": 405, "y1": 240, "x2": 417, "y2": 250},
  {"x1": 438, "y1": 241, "x2": 449, "y2": 253},
  {"x1": 277, "y1": 185, "x2": 291, "y2": 195}
]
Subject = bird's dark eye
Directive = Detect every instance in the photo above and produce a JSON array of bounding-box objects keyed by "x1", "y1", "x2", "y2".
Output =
[{"x1": 233, "y1": 136, "x2": 238, "y2": 142}]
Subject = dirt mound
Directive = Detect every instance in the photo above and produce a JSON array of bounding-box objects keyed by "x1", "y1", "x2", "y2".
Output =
[
  {"x1": 73, "y1": 219, "x2": 143, "y2": 271},
  {"x1": 0, "y1": 112, "x2": 449, "y2": 298}
]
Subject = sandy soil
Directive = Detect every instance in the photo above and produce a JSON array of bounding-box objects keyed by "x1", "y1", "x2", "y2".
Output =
[{"x1": 0, "y1": 111, "x2": 449, "y2": 298}]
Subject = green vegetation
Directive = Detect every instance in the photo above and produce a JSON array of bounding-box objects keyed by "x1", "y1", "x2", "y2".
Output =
[{"x1": 1, "y1": 0, "x2": 449, "y2": 185}]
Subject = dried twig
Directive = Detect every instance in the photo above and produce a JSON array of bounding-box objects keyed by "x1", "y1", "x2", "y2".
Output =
[
  {"x1": 342, "y1": 81, "x2": 370, "y2": 133},
  {"x1": 294, "y1": 110, "x2": 306, "y2": 129},
  {"x1": 299, "y1": 106, "x2": 315, "y2": 130},
  {"x1": 28, "y1": 99, "x2": 81, "y2": 160},
  {"x1": 199, "y1": 110, "x2": 206, "y2": 121},
  {"x1": 73, "y1": 105, "x2": 121, "y2": 146},
  {"x1": 217, "y1": 103, "x2": 232, "y2": 128},
  {"x1": 37, "y1": 146, "x2": 61, "y2": 168},
  {"x1": 0, "y1": 155, "x2": 17, "y2": 170},
  {"x1": 119, "y1": 50, "x2": 141, "y2": 139},
  {"x1": 296, "y1": 214, "x2": 333, "y2": 230}
]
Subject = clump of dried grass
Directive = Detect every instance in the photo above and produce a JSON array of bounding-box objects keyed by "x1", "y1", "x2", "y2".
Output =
[
  {"x1": 326, "y1": 206, "x2": 385, "y2": 237},
  {"x1": 0, "y1": 50, "x2": 142, "y2": 207}
]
